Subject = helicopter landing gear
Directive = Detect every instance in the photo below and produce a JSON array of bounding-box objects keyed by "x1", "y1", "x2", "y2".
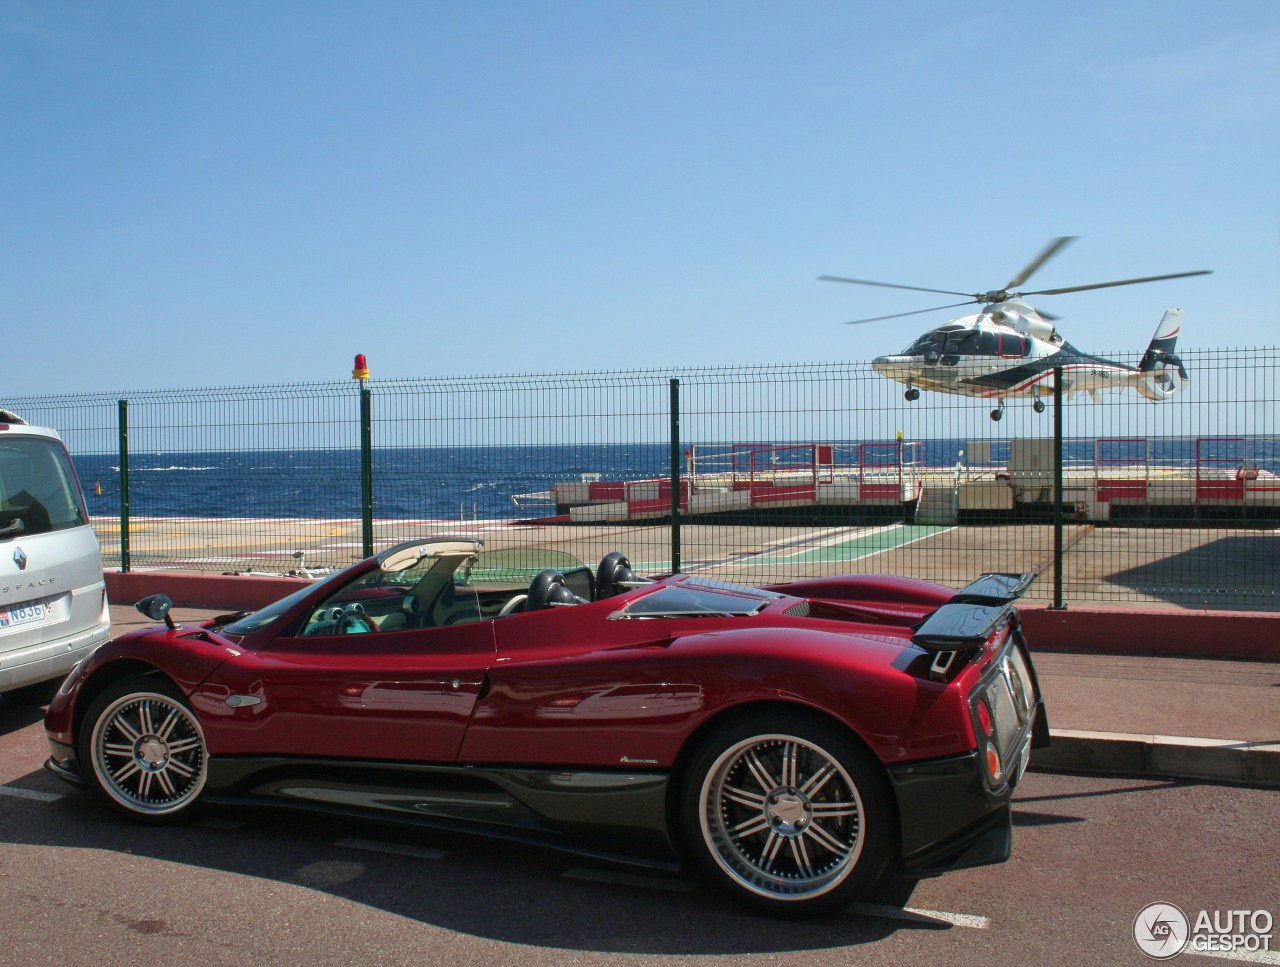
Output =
[
  {"x1": 1033, "y1": 398, "x2": 1045, "y2": 414},
  {"x1": 990, "y1": 399, "x2": 1006, "y2": 422},
  {"x1": 904, "y1": 387, "x2": 920, "y2": 402}
]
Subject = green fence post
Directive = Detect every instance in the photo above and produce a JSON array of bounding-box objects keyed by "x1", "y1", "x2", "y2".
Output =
[
  {"x1": 670, "y1": 377, "x2": 681, "y2": 574},
  {"x1": 360, "y1": 386, "x2": 374, "y2": 559},
  {"x1": 117, "y1": 399, "x2": 130, "y2": 573},
  {"x1": 1052, "y1": 368, "x2": 1065, "y2": 610}
]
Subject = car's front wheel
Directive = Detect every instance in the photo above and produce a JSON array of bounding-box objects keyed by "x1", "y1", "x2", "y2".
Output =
[
  {"x1": 680, "y1": 712, "x2": 894, "y2": 916},
  {"x1": 78, "y1": 676, "x2": 208, "y2": 822}
]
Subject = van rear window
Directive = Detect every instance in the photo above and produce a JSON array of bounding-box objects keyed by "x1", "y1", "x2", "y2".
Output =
[{"x1": 0, "y1": 439, "x2": 88, "y2": 536}]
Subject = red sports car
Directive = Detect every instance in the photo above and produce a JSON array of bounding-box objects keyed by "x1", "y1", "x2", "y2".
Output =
[{"x1": 45, "y1": 537, "x2": 1047, "y2": 915}]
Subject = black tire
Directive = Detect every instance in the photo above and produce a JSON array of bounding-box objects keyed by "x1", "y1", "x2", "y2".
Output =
[
  {"x1": 679, "y1": 711, "x2": 895, "y2": 916},
  {"x1": 77, "y1": 675, "x2": 208, "y2": 823}
]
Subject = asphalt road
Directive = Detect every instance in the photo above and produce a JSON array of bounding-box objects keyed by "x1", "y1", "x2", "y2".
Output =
[{"x1": 1, "y1": 697, "x2": 1276, "y2": 967}]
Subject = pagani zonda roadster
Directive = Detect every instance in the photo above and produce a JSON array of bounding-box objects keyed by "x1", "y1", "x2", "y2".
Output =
[{"x1": 46, "y1": 538, "x2": 1047, "y2": 915}]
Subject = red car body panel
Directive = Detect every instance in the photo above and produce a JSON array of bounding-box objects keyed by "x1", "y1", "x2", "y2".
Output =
[
  {"x1": 48, "y1": 573, "x2": 990, "y2": 770},
  {"x1": 459, "y1": 597, "x2": 983, "y2": 767},
  {"x1": 191, "y1": 620, "x2": 497, "y2": 760},
  {"x1": 44, "y1": 540, "x2": 1046, "y2": 900},
  {"x1": 43, "y1": 626, "x2": 238, "y2": 748}
]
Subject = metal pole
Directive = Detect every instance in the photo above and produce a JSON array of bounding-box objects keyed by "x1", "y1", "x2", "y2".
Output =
[
  {"x1": 117, "y1": 399, "x2": 130, "y2": 573},
  {"x1": 360, "y1": 386, "x2": 374, "y2": 558},
  {"x1": 669, "y1": 377, "x2": 681, "y2": 574},
  {"x1": 1052, "y1": 369, "x2": 1065, "y2": 609}
]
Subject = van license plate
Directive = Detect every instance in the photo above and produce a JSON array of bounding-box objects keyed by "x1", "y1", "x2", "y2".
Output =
[{"x1": 0, "y1": 601, "x2": 52, "y2": 628}]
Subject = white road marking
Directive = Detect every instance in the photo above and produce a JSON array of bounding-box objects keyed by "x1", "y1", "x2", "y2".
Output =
[
  {"x1": 0, "y1": 785, "x2": 62, "y2": 803},
  {"x1": 847, "y1": 902, "x2": 990, "y2": 929},
  {"x1": 771, "y1": 522, "x2": 907, "y2": 559},
  {"x1": 335, "y1": 837, "x2": 447, "y2": 861},
  {"x1": 683, "y1": 525, "x2": 858, "y2": 572},
  {"x1": 561, "y1": 866, "x2": 697, "y2": 893}
]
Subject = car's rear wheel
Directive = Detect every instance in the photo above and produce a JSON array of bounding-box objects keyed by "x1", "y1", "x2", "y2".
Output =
[
  {"x1": 78, "y1": 676, "x2": 208, "y2": 823},
  {"x1": 680, "y1": 712, "x2": 894, "y2": 916}
]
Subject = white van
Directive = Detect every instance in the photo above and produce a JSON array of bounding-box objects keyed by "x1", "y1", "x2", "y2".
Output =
[{"x1": 0, "y1": 410, "x2": 110, "y2": 704}]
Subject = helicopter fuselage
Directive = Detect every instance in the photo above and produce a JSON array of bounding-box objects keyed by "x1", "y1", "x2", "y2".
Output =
[
  {"x1": 871, "y1": 302, "x2": 1158, "y2": 402},
  {"x1": 824, "y1": 237, "x2": 1203, "y2": 420}
]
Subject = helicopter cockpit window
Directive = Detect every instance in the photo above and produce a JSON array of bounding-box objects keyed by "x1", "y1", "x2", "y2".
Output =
[
  {"x1": 943, "y1": 331, "x2": 980, "y2": 354},
  {"x1": 988, "y1": 335, "x2": 1029, "y2": 361},
  {"x1": 905, "y1": 332, "x2": 946, "y2": 355},
  {"x1": 975, "y1": 331, "x2": 1029, "y2": 357},
  {"x1": 998, "y1": 333, "x2": 1029, "y2": 357}
]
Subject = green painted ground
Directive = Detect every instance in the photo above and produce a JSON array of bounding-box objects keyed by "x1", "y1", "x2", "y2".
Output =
[
  {"x1": 635, "y1": 523, "x2": 955, "y2": 575},
  {"x1": 741, "y1": 523, "x2": 954, "y2": 566}
]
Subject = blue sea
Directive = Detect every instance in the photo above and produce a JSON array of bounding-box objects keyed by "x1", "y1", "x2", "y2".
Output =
[{"x1": 71, "y1": 437, "x2": 1280, "y2": 521}]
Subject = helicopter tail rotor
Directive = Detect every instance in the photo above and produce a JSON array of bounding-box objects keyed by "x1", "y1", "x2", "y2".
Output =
[{"x1": 1136, "y1": 308, "x2": 1189, "y2": 401}]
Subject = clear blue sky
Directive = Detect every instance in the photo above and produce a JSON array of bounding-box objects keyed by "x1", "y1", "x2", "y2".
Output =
[{"x1": 4, "y1": 1, "x2": 1276, "y2": 395}]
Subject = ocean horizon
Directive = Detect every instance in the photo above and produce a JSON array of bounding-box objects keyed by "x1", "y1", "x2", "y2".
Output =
[{"x1": 71, "y1": 437, "x2": 1279, "y2": 522}]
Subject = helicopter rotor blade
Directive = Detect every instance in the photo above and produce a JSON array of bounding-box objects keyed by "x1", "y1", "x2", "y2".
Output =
[
  {"x1": 1004, "y1": 236, "x2": 1077, "y2": 290},
  {"x1": 1018, "y1": 269, "x2": 1213, "y2": 298},
  {"x1": 818, "y1": 275, "x2": 975, "y2": 298},
  {"x1": 842, "y1": 301, "x2": 980, "y2": 325}
]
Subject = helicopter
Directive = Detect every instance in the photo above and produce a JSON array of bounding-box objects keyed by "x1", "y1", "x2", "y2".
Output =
[{"x1": 820, "y1": 237, "x2": 1211, "y2": 420}]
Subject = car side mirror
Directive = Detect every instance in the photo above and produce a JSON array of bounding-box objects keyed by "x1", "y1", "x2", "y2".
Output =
[{"x1": 136, "y1": 593, "x2": 178, "y2": 630}]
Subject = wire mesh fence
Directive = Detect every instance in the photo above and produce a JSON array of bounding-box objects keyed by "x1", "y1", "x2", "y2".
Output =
[{"x1": 8, "y1": 344, "x2": 1278, "y2": 611}]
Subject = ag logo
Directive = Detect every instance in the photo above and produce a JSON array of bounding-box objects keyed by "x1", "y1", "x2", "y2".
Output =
[{"x1": 1134, "y1": 902, "x2": 1190, "y2": 959}]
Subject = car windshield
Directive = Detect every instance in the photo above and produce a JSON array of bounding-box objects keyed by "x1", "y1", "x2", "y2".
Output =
[
  {"x1": 218, "y1": 543, "x2": 592, "y2": 636},
  {"x1": 461, "y1": 547, "x2": 594, "y2": 600},
  {"x1": 220, "y1": 569, "x2": 350, "y2": 636},
  {"x1": 461, "y1": 547, "x2": 586, "y2": 588}
]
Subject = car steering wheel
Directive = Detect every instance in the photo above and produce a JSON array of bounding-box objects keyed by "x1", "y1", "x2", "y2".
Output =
[{"x1": 337, "y1": 607, "x2": 376, "y2": 634}]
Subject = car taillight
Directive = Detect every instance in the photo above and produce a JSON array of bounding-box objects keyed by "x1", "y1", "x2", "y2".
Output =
[
  {"x1": 976, "y1": 698, "x2": 994, "y2": 737},
  {"x1": 984, "y1": 744, "x2": 1003, "y2": 783},
  {"x1": 970, "y1": 642, "x2": 1038, "y2": 789}
]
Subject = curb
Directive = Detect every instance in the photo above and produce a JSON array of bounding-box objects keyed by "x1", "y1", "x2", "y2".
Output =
[
  {"x1": 1034, "y1": 729, "x2": 1280, "y2": 788},
  {"x1": 1021, "y1": 607, "x2": 1280, "y2": 662}
]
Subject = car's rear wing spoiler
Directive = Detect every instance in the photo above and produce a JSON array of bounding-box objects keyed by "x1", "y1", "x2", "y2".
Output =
[{"x1": 912, "y1": 571, "x2": 1036, "y2": 654}]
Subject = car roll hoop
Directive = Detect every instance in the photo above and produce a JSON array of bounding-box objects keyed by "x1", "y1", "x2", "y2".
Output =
[
  {"x1": 526, "y1": 569, "x2": 588, "y2": 610},
  {"x1": 595, "y1": 551, "x2": 652, "y2": 599}
]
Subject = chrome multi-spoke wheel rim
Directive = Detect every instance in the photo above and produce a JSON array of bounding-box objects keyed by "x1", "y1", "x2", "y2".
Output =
[
  {"x1": 699, "y1": 733, "x2": 865, "y2": 901},
  {"x1": 90, "y1": 691, "x2": 207, "y2": 816}
]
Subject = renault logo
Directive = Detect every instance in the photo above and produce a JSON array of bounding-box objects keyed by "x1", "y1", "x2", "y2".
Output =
[{"x1": 13, "y1": 547, "x2": 27, "y2": 570}]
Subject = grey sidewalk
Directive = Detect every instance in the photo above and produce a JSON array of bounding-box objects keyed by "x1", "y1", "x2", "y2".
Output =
[
  {"x1": 1029, "y1": 650, "x2": 1280, "y2": 787},
  {"x1": 109, "y1": 605, "x2": 1280, "y2": 788}
]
